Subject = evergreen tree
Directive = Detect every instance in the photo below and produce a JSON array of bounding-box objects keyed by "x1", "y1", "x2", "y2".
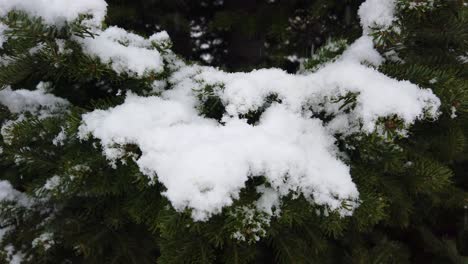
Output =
[{"x1": 0, "y1": 0, "x2": 466, "y2": 263}]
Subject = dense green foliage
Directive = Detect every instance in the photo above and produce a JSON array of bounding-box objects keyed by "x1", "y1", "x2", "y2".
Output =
[{"x1": 0, "y1": 0, "x2": 467, "y2": 263}]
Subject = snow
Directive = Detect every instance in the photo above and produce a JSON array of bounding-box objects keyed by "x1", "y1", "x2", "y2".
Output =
[
  {"x1": 0, "y1": 0, "x2": 107, "y2": 28},
  {"x1": 55, "y1": 39, "x2": 71, "y2": 55},
  {"x1": 0, "y1": 83, "x2": 69, "y2": 116},
  {"x1": 78, "y1": 26, "x2": 165, "y2": 77},
  {"x1": 401, "y1": 0, "x2": 435, "y2": 11},
  {"x1": 358, "y1": 0, "x2": 397, "y2": 34},
  {"x1": 0, "y1": 83, "x2": 69, "y2": 147},
  {"x1": 32, "y1": 232, "x2": 54, "y2": 250},
  {"x1": 0, "y1": 22, "x2": 7, "y2": 48},
  {"x1": 450, "y1": 106, "x2": 457, "y2": 119},
  {"x1": 43, "y1": 176, "x2": 61, "y2": 191},
  {"x1": 230, "y1": 206, "x2": 270, "y2": 243},
  {"x1": 0, "y1": 180, "x2": 32, "y2": 207},
  {"x1": 149, "y1": 31, "x2": 170, "y2": 45},
  {"x1": 52, "y1": 127, "x2": 67, "y2": 146},
  {"x1": 79, "y1": 59, "x2": 439, "y2": 220},
  {"x1": 256, "y1": 186, "x2": 281, "y2": 216},
  {"x1": 197, "y1": 61, "x2": 439, "y2": 133},
  {"x1": 0, "y1": 227, "x2": 11, "y2": 242},
  {"x1": 4, "y1": 245, "x2": 25, "y2": 264},
  {"x1": 459, "y1": 54, "x2": 468, "y2": 64},
  {"x1": 76, "y1": 0, "x2": 440, "y2": 221},
  {"x1": 80, "y1": 95, "x2": 359, "y2": 220},
  {"x1": 340, "y1": 36, "x2": 383, "y2": 66}
]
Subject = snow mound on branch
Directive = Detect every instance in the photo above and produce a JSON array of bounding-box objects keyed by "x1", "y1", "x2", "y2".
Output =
[
  {"x1": 0, "y1": 0, "x2": 107, "y2": 27},
  {"x1": 78, "y1": 26, "x2": 166, "y2": 77},
  {"x1": 79, "y1": 96, "x2": 357, "y2": 220},
  {"x1": 0, "y1": 83, "x2": 69, "y2": 116},
  {"x1": 0, "y1": 83, "x2": 69, "y2": 146},
  {"x1": 77, "y1": 0, "x2": 440, "y2": 220},
  {"x1": 79, "y1": 58, "x2": 439, "y2": 220},
  {"x1": 196, "y1": 60, "x2": 439, "y2": 133}
]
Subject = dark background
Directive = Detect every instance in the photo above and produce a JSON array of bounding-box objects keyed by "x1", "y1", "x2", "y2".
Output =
[{"x1": 106, "y1": 0, "x2": 364, "y2": 72}]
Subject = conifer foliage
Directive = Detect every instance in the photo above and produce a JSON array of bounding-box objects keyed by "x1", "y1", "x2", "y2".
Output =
[{"x1": 0, "y1": 0, "x2": 466, "y2": 263}]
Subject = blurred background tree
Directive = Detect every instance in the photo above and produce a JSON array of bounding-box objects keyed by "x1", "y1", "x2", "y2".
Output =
[{"x1": 106, "y1": 0, "x2": 364, "y2": 71}]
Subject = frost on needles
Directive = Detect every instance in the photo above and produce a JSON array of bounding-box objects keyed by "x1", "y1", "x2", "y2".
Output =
[{"x1": 0, "y1": 0, "x2": 441, "y2": 221}]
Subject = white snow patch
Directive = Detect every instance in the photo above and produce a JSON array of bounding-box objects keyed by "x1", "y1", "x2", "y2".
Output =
[
  {"x1": 358, "y1": 0, "x2": 397, "y2": 34},
  {"x1": 0, "y1": 83, "x2": 69, "y2": 116},
  {"x1": 340, "y1": 36, "x2": 383, "y2": 66},
  {"x1": 4, "y1": 245, "x2": 25, "y2": 264},
  {"x1": 197, "y1": 61, "x2": 439, "y2": 133},
  {"x1": 256, "y1": 186, "x2": 281, "y2": 216},
  {"x1": 459, "y1": 54, "x2": 468, "y2": 64},
  {"x1": 79, "y1": 95, "x2": 358, "y2": 220},
  {"x1": 78, "y1": 26, "x2": 165, "y2": 77},
  {"x1": 450, "y1": 106, "x2": 457, "y2": 119},
  {"x1": 0, "y1": 22, "x2": 8, "y2": 48},
  {"x1": 74, "y1": 0, "x2": 440, "y2": 222},
  {"x1": 149, "y1": 31, "x2": 170, "y2": 44},
  {"x1": 32, "y1": 232, "x2": 54, "y2": 250},
  {"x1": 0, "y1": 180, "x2": 32, "y2": 207},
  {"x1": 52, "y1": 127, "x2": 67, "y2": 146},
  {"x1": 0, "y1": 0, "x2": 107, "y2": 28},
  {"x1": 0, "y1": 226, "x2": 12, "y2": 242},
  {"x1": 43, "y1": 176, "x2": 61, "y2": 191},
  {"x1": 79, "y1": 59, "x2": 439, "y2": 220},
  {"x1": 230, "y1": 206, "x2": 269, "y2": 243}
]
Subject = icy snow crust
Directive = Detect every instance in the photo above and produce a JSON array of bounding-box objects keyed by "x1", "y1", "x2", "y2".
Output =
[{"x1": 0, "y1": 0, "x2": 441, "y2": 220}]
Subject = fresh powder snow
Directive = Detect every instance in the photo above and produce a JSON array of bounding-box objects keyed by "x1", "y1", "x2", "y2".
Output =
[
  {"x1": 79, "y1": 96, "x2": 359, "y2": 220},
  {"x1": 76, "y1": 0, "x2": 441, "y2": 221}
]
